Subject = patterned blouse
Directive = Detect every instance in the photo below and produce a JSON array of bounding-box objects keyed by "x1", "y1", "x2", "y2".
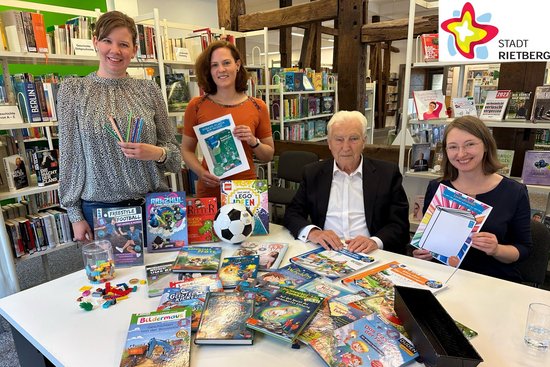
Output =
[{"x1": 58, "y1": 72, "x2": 181, "y2": 223}]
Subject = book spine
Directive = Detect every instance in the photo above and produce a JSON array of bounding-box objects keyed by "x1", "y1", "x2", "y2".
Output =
[
  {"x1": 3, "y1": 156, "x2": 16, "y2": 191},
  {"x1": 33, "y1": 80, "x2": 50, "y2": 121},
  {"x1": 24, "y1": 76, "x2": 43, "y2": 122},
  {"x1": 20, "y1": 12, "x2": 37, "y2": 52},
  {"x1": 32, "y1": 151, "x2": 43, "y2": 186}
]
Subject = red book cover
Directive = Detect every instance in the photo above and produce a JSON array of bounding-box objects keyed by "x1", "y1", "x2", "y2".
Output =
[
  {"x1": 420, "y1": 33, "x2": 439, "y2": 62},
  {"x1": 186, "y1": 197, "x2": 219, "y2": 244},
  {"x1": 30, "y1": 13, "x2": 48, "y2": 53}
]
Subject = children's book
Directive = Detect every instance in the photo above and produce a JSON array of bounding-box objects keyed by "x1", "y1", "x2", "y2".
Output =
[
  {"x1": 333, "y1": 314, "x2": 419, "y2": 367},
  {"x1": 451, "y1": 96, "x2": 477, "y2": 117},
  {"x1": 218, "y1": 255, "x2": 259, "y2": 288},
  {"x1": 412, "y1": 90, "x2": 446, "y2": 120},
  {"x1": 220, "y1": 179, "x2": 269, "y2": 235},
  {"x1": 93, "y1": 206, "x2": 144, "y2": 267},
  {"x1": 257, "y1": 263, "x2": 320, "y2": 288},
  {"x1": 3, "y1": 154, "x2": 29, "y2": 191},
  {"x1": 170, "y1": 274, "x2": 224, "y2": 292},
  {"x1": 246, "y1": 286, "x2": 324, "y2": 344},
  {"x1": 145, "y1": 261, "x2": 179, "y2": 298},
  {"x1": 235, "y1": 279, "x2": 281, "y2": 307},
  {"x1": 289, "y1": 248, "x2": 376, "y2": 280},
  {"x1": 232, "y1": 241, "x2": 288, "y2": 270},
  {"x1": 31, "y1": 149, "x2": 58, "y2": 186},
  {"x1": 410, "y1": 184, "x2": 492, "y2": 267},
  {"x1": 419, "y1": 33, "x2": 439, "y2": 62},
  {"x1": 341, "y1": 261, "x2": 446, "y2": 296},
  {"x1": 411, "y1": 195, "x2": 425, "y2": 222},
  {"x1": 118, "y1": 308, "x2": 192, "y2": 367},
  {"x1": 479, "y1": 90, "x2": 512, "y2": 120},
  {"x1": 349, "y1": 294, "x2": 407, "y2": 334},
  {"x1": 195, "y1": 291, "x2": 256, "y2": 345},
  {"x1": 296, "y1": 277, "x2": 356, "y2": 300},
  {"x1": 497, "y1": 149, "x2": 515, "y2": 177},
  {"x1": 521, "y1": 150, "x2": 550, "y2": 185},
  {"x1": 193, "y1": 113, "x2": 249, "y2": 179},
  {"x1": 157, "y1": 286, "x2": 209, "y2": 331},
  {"x1": 186, "y1": 197, "x2": 219, "y2": 244},
  {"x1": 410, "y1": 143, "x2": 431, "y2": 172},
  {"x1": 531, "y1": 86, "x2": 550, "y2": 122},
  {"x1": 172, "y1": 246, "x2": 222, "y2": 273},
  {"x1": 505, "y1": 91, "x2": 531, "y2": 120},
  {"x1": 145, "y1": 192, "x2": 187, "y2": 252}
]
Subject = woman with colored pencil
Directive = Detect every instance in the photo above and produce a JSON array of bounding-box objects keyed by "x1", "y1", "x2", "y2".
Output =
[
  {"x1": 58, "y1": 11, "x2": 181, "y2": 241},
  {"x1": 181, "y1": 41, "x2": 274, "y2": 199}
]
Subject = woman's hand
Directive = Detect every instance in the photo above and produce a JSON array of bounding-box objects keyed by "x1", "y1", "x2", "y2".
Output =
[
  {"x1": 199, "y1": 170, "x2": 221, "y2": 188},
  {"x1": 233, "y1": 125, "x2": 256, "y2": 146},
  {"x1": 118, "y1": 142, "x2": 164, "y2": 161},
  {"x1": 471, "y1": 232, "x2": 499, "y2": 256},
  {"x1": 72, "y1": 220, "x2": 93, "y2": 242},
  {"x1": 412, "y1": 248, "x2": 433, "y2": 261}
]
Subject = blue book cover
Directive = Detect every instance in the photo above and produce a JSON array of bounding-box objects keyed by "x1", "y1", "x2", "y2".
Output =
[
  {"x1": 157, "y1": 286, "x2": 209, "y2": 331},
  {"x1": 24, "y1": 78, "x2": 43, "y2": 122},
  {"x1": 145, "y1": 191, "x2": 187, "y2": 252},
  {"x1": 257, "y1": 263, "x2": 319, "y2": 288},
  {"x1": 290, "y1": 247, "x2": 377, "y2": 280}
]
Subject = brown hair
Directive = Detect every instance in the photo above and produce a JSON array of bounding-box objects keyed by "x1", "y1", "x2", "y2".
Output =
[
  {"x1": 195, "y1": 41, "x2": 249, "y2": 94},
  {"x1": 441, "y1": 115, "x2": 503, "y2": 181},
  {"x1": 94, "y1": 11, "x2": 137, "y2": 47}
]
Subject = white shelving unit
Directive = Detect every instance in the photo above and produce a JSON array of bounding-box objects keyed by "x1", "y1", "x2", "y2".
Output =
[
  {"x1": 365, "y1": 81, "x2": 376, "y2": 144},
  {"x1": 257, "y1": 81, "x2": 338, "y2": 142}
]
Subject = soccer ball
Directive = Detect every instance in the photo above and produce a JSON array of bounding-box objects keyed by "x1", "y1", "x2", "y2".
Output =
[{"x1": 213, "y1": 203, "x2": 254, "y2": 244}]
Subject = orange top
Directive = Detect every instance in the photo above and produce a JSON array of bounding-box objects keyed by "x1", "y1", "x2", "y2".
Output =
[{"x1": 184, "y1": 95, "x2": 271, "y2": 198}]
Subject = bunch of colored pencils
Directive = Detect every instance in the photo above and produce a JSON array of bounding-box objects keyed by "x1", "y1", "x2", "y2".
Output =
[{"x1": 102, "y1": 113, "x2": 144, "y2": 143}]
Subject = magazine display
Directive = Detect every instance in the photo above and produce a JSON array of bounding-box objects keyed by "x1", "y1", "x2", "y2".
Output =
[
  {"x1": 451, "y1": 97, "x2": 477, "y2": 117},
  {"x1": 220, "y1": 179, "x2": 269, "y2": 235},
  {"x1": 412, "y1": 90, "x2": 446, "y2": 120},
  {"x1": 419, "y1": 33, "x2": 438, "y2": 62},
  {"x1": 505, "y1": 91, "x2": 530, "y2": 120},
  {"x1": 521, "y1": 150, "x2": 550, "y2": 185},
  {"x1": 479, "y1": 90, "x2": 512, "y2": 120},
  {"x1": 410, "y1": 143, "x2": 431, "y2": 172},
  {"x1": 195, "y1": 292, "x2": 255, "y2": 345},
  {"x1": 145, "y1": 192, "x2": 187, "y2": 252},
  {"x1": 118, "y1": 308, "x2": 192, "y2": 367},
  {"x1": 93, "y1": 206, "x2": 144, "y2": 267},
  {"x1": 410, "y1": 184, "x2": 492, "y2": 267},
  {"x1": 232, "y1": 241, "x2": 288, "y2": 270},
  {"x1": 531, "y1": 86, "x2": 550, "y2": 122},
  {"x1": 193, "y1": 113, "x2": 249, "y2": 179},
  {"x1": 289, "y1": 248, "x2": 376, "y2": 280}
]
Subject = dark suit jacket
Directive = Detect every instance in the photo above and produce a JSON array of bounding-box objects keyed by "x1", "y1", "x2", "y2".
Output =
[{"x1": 283, "y1": 158, "x2": 410, "y2": 254}]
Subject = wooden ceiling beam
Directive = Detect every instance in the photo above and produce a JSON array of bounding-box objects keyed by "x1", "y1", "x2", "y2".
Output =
[
  {"x1": 361, "y1": 15, "x2": 438, "y2": 43},
  {"x1": 237, "y1": 0, "x2": 338, "y2": 31}
]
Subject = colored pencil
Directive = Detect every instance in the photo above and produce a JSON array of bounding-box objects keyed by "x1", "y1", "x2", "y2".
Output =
[{"x1": 108, "y1": 115, "x2": 124, "y2": 142}]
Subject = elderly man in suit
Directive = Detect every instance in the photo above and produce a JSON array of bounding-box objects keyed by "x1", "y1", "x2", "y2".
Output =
[{"x1": 283, "y1": 110, "x2": 409, "y2": 254}]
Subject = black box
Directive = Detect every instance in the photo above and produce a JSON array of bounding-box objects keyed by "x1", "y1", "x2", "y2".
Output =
[{"x1": 393, "y1": 286, "x2": 483, "y2": 367}]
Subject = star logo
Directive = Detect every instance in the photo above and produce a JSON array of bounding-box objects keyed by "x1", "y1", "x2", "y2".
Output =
[{"x1": 441, "y1": 2, "x2": 499, "y2": 59}]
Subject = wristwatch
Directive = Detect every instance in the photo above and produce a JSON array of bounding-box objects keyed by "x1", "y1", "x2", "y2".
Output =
[{"x1": 250, "y1": 138, "x2": 260, "y2": 149}]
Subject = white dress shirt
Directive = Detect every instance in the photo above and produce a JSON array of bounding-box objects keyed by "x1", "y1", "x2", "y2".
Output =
[{"x1": 297, "y1": 157, "x2": 383, "y2": 249}]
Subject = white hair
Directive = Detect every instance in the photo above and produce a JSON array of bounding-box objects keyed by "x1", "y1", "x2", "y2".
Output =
[{"x1": 327, "y1": 110, "x2": 369, "y2": 138}]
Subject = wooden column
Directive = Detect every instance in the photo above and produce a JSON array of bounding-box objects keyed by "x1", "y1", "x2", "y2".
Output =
[
  {"x1": 217, "y1": 0, "x2": 247, "y2": 63},
  {"x1": 337, "y1": 0, "x2": 366, "y2": 112},
  {"x1": 492, "y1": 62, "x2": 547, "y2": 177},
  {"x1": 279, "y1": 0, "x2": 292, "y2": 68}
]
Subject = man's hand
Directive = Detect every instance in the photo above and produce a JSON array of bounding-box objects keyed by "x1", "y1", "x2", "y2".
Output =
[
  {"x1": 307, "y1": 229, "x2": 343, "y2": 250},
  {"x1": 345, "y1": 236, "x2": 378, "y2": 253},
  {"x1": 412, "y1": 248, "x2": 433, "y2": 261},
  {"x1": 72, "y1": 220, "x2": 93, "y2": 242}
]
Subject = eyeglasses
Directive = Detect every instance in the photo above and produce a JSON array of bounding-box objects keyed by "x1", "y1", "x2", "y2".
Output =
[{"x1": 445, "y1": 141, "x2": 482, "y2": 153}]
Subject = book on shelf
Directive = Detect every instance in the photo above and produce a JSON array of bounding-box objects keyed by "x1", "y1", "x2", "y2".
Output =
[
  {"x1": 145, "y1": 192, "x2": 188, "y2": 252},
  {"x1": 220, "y1": 179, "x2": 269, "y2": 235},
  {"x1": 451, "y1": 96, "x2": 477, "y2": 117},
  {"x1": 411, "y1": 195, "x2": 425, "y2": 222},
  {"x1": 118, "y1": 308, "x2": 192, "y2": 367},
  {"x1": 479, "y1": 90, "x2": 512, "y2": 120},
  {"x1": 218, "y1": 255, "x2": 260, "y2": 288},
  {"x1": 195, "y1": 291, "x2": 256, "y2": 345},
  {"x1": 186, "y1": 197, "x2": 219, "y2": 244},
  {"x1": 289, "y1": 247, "x2": 376, "y2": 280},
  {"x1": 1, "y1": 10, "x2": 26, "y2": 52},
  {"x1": 419, "y1": 33, "x2": 439, "y2": 62},
  {"x1": 256, "y1": 263, "x2": 320, "y2": 288},
  {"x1": 413, "y1": 90, "x2": 446, "y2": 120},
  {"x1": 333, "y1": 314, "x2": 419, "y2": 366},
  {"x1": 521, "y1": 150, "x2": 550, "y2": 185},
  {"x1": 31, "y1": 149, "x2": 58, "y2": 187},
  {"x1": 341, "y1": 261, "x2": 446, "y2": 296},
  {"x1": 410, "y1": 184, "x2": 492, "y2": 267},
  {"x1": 2, "y1": 154, "x2": 29, "y2": 191},
  {"x1": 505, "y1": 92, "x2": 531, "y2": 120},
  {"x1": 193, "y1": 113, "x2": 250, "y2": 179},
  {"x1": 246, "y1": 286, "x2": 324, "y2": 344},
  {"x1": 496, "y1": 149, "x2": 515, "y2": 177},
  {"x1": 232, "y1": 241, "x2": 288, "y2": 270},
  {"x1": 410, "y1": 143, "x2": 431, "y2": 172},
  {"x1": 145, "y1": 261, "x2": 180, "y2": 298},
  {"x1": 531, "y1": 86, "x2": 550, "y2": 122},
  {"x1": 321, "y1": 96, "x2": 334, "y2": 114},
  {"x1": 172, "y1": 246, "x2": 222, "y2": 273},
  {"x1": 155, "y1": 73, "x2": 191, "y2": 112},
  {"x1": 92, "y1": 206, "x2": 144, "y2": 268}
]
